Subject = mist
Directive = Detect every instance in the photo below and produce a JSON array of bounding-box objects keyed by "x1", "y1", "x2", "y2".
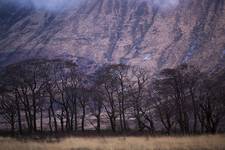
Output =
[
  {"x1": 0, "y1": 0, "x2": 83, "y2": 11},
  {"x1": 152, "y1": 0, "x2": 180, "y2": 9},
  {"x1": 0, "y1": 0, "x2": 180, "y2": 12},
  {"x1": 30, "y1": 0, "x2": 83, "y2": 11}
]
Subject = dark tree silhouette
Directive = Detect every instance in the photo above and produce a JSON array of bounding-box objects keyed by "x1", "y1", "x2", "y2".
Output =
[{"x1": 0, "y1": 60, "x2": 224, "y2": 135}]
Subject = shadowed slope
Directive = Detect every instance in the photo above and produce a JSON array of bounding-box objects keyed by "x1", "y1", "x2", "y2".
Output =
[{"x1": 0, "y1": 0, "x2": 224, "y2": 73}]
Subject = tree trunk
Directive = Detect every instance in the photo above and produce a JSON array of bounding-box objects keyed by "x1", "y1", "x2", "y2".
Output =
[
  {"x1": 15, "y1": 92, "x2": 22, "y2": 134},
  {"x1": 81, "y1": 106, "x2": 86, "y2": 132},
  {"x1": 119, "y1": 100, "x2": 123, "y2": 131},
  {"x1": 74, "y1": 99, "x2": 78, "y2": 132},
  {"x1": 60, "y1": 110, "x2": 64, "y2": 132},
  {"x1": 96, "y1": 106, "x2": 101, "y2": 133},
  {"x1": 32, "y1": 91, "x2": 37, "y2": 132},
  {"x1": 122, "y1": 99, "x2": 127, "y2": 131},
  {"x1": 49, "y1": 96, "x2": 58, "y2": 132},
  {"x1": 110, "y1": 116, "x2": 116, "y2": 132},
  {"x1": 10, "y1": 113, "x2": 15, "y2": 136},
  {"x1": 48, "y1": 108, "x2": 52, "y2": 133},
  {"x1": 40, "y1": 107, "x2": 43, "y2": 133},
  {"x1": 190, "y1": 89, "x2": 198, "y2": 133}
]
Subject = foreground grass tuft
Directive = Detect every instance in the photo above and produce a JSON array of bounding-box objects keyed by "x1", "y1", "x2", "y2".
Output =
[{"x1": 0, "y1": 135, "x2": 224, "y2": 150}]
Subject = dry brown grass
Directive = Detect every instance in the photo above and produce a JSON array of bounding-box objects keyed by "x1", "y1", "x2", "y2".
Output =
[{"x1": 0, "y1": 134, "x2": 224, "y2": 150}]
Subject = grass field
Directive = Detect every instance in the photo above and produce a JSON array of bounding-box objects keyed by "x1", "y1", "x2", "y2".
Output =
[{"x1": 0, "y1": 134, "x2": 224, "y2": 150}]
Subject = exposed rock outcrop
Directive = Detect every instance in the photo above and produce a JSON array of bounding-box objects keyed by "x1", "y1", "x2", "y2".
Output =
[{"x1": 0, "y1": 0, "x2": 224, "y2": 73}]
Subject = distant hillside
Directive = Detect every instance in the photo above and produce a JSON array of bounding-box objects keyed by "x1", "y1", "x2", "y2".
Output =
[{"x1": 0, "y1": 0, "x2": 225, "y2": 73}]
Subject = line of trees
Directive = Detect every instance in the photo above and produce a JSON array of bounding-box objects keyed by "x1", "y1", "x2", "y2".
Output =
[{"x1": 0, "y1": 59, "x2": 224, "y2": 135}]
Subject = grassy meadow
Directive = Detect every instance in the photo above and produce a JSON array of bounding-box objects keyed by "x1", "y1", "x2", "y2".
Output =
[{"x1": 0, "y1": 134, "x2": 225, "y2": 150}]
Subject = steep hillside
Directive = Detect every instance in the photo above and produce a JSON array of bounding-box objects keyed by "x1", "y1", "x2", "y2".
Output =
[{"x1": 0, "y1": 0, "x2": 225, "y2": 73}]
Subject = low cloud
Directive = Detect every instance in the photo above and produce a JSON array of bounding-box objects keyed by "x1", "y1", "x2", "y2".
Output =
[
  {"x1": 0, "y1": 0, "x2": 180, "y2": 12},
  {"x1": 0, "y1": 0, "x2": 83, "y2": 11},
  {"x1": 153, "y1": 0, "x2": 180, "y2": 9},
  {"x1": 30, "y1": 0, "x2": 82, "y2": 11}
]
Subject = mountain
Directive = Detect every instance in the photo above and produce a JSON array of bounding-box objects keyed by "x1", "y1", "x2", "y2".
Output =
[{"x1": 0, "y1": 0, "x2": 225, "y2": 73}]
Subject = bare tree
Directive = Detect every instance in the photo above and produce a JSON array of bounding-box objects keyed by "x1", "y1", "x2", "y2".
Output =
[
  {"x1": 152, "y1": 79, "x2": 176, "y2": 134},
  {"x1": 197, "y1": 76, "x2": 225, "y2": 133},
  {"x1": 129, "y1": 66, "x2": 151, "y2": 131},
  {"x1": 156, "y1": 66, "x2": 190, "y2": 133},
  {"x1": 88, "y1": 86, "x2": 103, "y2": 133},
  {"x1": 0, "y1": 86, "x2": 17, "y2": 134},
  {"x1": 95, "y1": 65, "x2": 120, "y2": 132}
]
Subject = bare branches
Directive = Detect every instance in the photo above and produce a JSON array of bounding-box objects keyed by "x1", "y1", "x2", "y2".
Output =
[{"x1": 0, "y1": 60, "x2": 224, "y2": 135}]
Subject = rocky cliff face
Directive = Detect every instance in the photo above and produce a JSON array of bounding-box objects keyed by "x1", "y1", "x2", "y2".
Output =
[{"x1": 0, "y1": 0, "x2": 225, "y2": 73}]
